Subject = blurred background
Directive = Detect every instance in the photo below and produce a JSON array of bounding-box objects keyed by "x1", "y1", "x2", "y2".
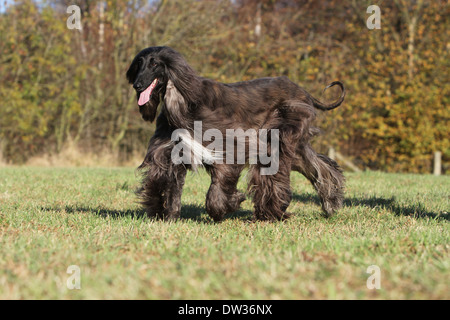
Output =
[{"x1": 0, "y1": 0, "x2": 448, "y2": 173}]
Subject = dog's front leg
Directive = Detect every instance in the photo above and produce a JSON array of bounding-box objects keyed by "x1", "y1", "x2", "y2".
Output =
[
  {"x1": 205, "y1": 164, "x2": 246, "y2": 222},
  {"x1": 138, "y1": 160, "x2": 186, "y2": 220},
  {"x1": 160, "y1": 164, "x2": 186, "y2": 220},
  {"x1": 137, "y1": 122, "x2": 187, "y2": 220}
]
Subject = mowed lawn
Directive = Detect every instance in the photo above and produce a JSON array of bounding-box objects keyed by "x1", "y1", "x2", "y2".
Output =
[{"x1": 0, "y1": 167, "x2": 448, "y2": 299}]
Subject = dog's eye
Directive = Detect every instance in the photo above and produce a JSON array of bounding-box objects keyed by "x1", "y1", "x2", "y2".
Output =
[{"x1": 152, "y1": 62, "x2": 158, "y2": 68}]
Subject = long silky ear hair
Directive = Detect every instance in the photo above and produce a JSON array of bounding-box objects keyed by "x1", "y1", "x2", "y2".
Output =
[
  {"x1": 161, "y1": 47, "x2": 201, "y2": 104},
  {"x1": 163, "y1": 80, "x2": 190, "y2": 129},
  {"x1": 126, "y1": 55, "x2": 140, "y2": 84}
]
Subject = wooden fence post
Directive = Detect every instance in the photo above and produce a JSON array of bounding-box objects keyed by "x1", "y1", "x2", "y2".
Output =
[
  {"x1": 434, "y1": 151, "x2": 442, "y2": 176},
  {"x1": 0, "y1": 139, "x2": 3, "y2": 164},
  {"x1": 328, "y1": 147, "x2": 336, "y2": 161},
  {"x1": 328, "y1": 146, "x2": 362, "y2": 172}
]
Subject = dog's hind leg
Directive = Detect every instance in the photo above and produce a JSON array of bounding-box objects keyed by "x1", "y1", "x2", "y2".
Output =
[
  {"x1": 293, "y1": 144, "x2": 345, "y2": 217},
  {"x1": 248, "y1": 155, "x2": 293, "y2": 221},
  {"x1": 205, "y1": 164, "x2": 246, "y2": 222}
]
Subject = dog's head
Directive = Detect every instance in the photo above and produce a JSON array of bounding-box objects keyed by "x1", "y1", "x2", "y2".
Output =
[{"x1": 126, "y1": 46, "x2": 197, "y2": 123}]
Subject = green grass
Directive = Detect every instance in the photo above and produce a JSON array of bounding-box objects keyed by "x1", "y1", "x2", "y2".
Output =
[{"x1": 0, "y1": 167, "x2": 448, "y2": 299}]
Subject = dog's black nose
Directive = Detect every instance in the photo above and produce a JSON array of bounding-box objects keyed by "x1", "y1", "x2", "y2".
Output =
[{"x1": 133, "y1": 82, "x2": 143, "y2": 91}]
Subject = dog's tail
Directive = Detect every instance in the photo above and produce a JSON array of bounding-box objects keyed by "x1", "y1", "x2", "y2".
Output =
[{"x1": 310, "y1": 81, "x2": 345, "y2": 111}]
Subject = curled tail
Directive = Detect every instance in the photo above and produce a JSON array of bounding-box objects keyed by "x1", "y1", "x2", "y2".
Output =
[{"x1": 310, "y1": 81, "x2": 345, "y2": 111}]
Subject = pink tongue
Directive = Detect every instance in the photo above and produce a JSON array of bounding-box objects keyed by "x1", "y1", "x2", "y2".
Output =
[{"x1": 138, "y1": 79, "x2": 158, "y2": 106}]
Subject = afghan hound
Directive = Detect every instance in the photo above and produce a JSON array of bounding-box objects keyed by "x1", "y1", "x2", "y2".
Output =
[{"x1": 126, "y1": 46, "x2": 345, "y2": 221}]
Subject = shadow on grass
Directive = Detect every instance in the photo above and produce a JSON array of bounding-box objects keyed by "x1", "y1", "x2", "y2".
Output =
[
  {"x1": 292, "y1": 193, "x2": 448, "y2": 221},
  {"x1": 46, "y1": 204, "x2": 253, "y2": 223},
  {"x1": 45, "y1": 193, "x2": 447, "y2": 222},
  {"x1": 59, "y1": 206, "x2": 148, "y2": 219},
  {"x1": 179, "y1": 204, "x2": 253, "y2": 222}
]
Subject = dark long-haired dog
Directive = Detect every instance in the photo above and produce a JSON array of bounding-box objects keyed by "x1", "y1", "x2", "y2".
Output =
[{"x1": 127, "y1": 46, "x2": 345, "y2": 221}]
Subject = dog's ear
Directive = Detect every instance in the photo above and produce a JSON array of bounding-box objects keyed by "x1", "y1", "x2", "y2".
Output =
[
  {"x1": 126, "y1": 57, "x2": 139, "y2": 84},
  {"x1": 162, "y1": 50, "x2": 199, "y2": 103},
  {"x1": 163, "y1": 79, "x2": 189, "y2": 128},
  {"x1": 166, "y1": 64, "x2": 194, "y2": 99}
]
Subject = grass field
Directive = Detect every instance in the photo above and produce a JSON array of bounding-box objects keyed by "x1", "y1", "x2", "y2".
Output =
[{"x1": 0, "y1": 167, "x2": 448, "y2": 299}]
